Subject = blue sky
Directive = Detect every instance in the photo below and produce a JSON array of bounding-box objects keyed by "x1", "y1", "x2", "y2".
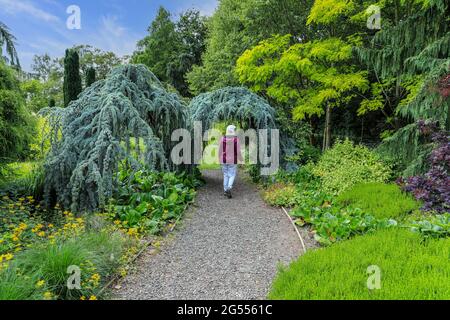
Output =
[{"x1": 0, "y1": 0, "x2": 218, "y2": 71}]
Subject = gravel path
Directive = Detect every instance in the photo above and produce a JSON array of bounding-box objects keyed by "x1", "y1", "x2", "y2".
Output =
[{"x1": 114, "y1": 170, "x2": 310, "y2": 300}]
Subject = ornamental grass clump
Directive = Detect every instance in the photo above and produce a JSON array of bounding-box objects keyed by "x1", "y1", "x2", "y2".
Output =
[{"x1": 40, "y1": 64, "x2": 187, "y2": 213}]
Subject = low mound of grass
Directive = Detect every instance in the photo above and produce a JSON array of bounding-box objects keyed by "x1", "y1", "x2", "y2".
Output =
[
  {"x1": 269, "y1": 228, "x2": 450, "y2": 300},
  {"x1": 336, "y1": 183, "x2": 420, "y2": 219}
]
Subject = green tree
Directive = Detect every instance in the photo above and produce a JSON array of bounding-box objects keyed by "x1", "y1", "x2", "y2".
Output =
[
  {"x1": 85, "y1": 67, "x2": 96, "y2": 87},
  {"x1": 166, "y1": 9, "x2": 208, "y2": 96},
  {"x1": 0, "y1": 61, "x2": 35, "y2": 175},
  {"x1": 132, "y1": 7, "x2": 181, "y2": 83},
  {"x1": 63, "y1": 49, "x2": 82, "y2": 107},
  {"x1": 187, "y1": 0, "x2": 314, "y2": 95},
  {"x1": 72, "y1": 45, "x2": 124, "y2": 81},
  {"x1": 236, "y1": 35, "x2": 369, "y2": 150},
  {"x1": 0, "y1": 21, "x2": 20, "y2": 67}
]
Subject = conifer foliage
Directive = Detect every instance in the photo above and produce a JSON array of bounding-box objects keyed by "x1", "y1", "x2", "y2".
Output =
[
  {"x1": 189, "y1": 87, "x2": 277, "y2": 131},
  {"x1": 63, "y1": 49, "x2": 82, "y2": 107},
  {"x1": 41, "y1": 64, "x2": 187, "y2": 213}
]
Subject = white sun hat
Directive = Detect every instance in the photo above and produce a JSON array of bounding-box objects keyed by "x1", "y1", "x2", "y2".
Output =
[{"x1": 226, "y1": 125, "x2": 237, "y2": 136}]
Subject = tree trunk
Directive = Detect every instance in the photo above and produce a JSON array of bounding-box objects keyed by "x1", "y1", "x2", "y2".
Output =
[{"x1": 322, "y1": 104, "x2": 332, "y2": 152}]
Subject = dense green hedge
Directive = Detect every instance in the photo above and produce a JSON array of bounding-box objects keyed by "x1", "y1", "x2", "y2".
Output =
[{"x1": 269, "y1": 228, "x2": 450, "y2": 300}]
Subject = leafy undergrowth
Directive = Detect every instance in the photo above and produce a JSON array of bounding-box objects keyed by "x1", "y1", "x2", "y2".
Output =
[
  {"x1": 336, "y1": 183, "x2": 420, "y2": 219},
  {"x1": 0, "y1": 169, "x2": 201, "y2": 300},
  {"x1": 408, "y1": 213, "x2": 450, "y2": 239},
  {"x1": 269, "y1": 228, "x2": 450, "y2": 300},
  {"x1": 109, "y1": 169, "x2": 202, "y2": 235},
  {"x1": 290, "y1": 189, "x2": 396, "y2": 246}
]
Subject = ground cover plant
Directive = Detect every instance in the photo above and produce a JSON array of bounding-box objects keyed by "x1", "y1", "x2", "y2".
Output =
[
  {"x1": 109, "y1": 168, "x2": 201, "y2": 235},
  {"x1": 269, "y1": 228, "x2": 450, "y2": 300},
  {"x1": 336, "y1": 183, "x2": 420, "y2": 220}
]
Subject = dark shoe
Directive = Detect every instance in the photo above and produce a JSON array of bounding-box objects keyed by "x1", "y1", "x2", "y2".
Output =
[{"x1": 226, "y1": 190, "x2": 232, "y2": 199}]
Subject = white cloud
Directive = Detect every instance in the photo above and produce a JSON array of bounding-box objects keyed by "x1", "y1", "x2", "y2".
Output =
[{"x1": 0, "y1": 0, "x2": 60, "y2": 22}]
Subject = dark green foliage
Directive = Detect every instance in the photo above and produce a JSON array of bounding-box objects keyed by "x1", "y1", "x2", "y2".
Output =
[
  {"x1": 0, "y1": 61, "x2": 35, "y2": 177},
  {"x1": 358, "y1": 1, "x2": 450, "y2": 175},
  {"x1": 133, "y1": 7, "x2": 181, "y2": 84},
  {"x1": 337, "y1": 183, "x2": 420, "y2": 220},
  {"x1": 269, "y1": 228, "x2": 450, "y2": 300},
  {"x1": 85, "y1": 67, "x2": 96, "y2": 87},
  {"x1": 48, "y1": 98, "x2": 55, "y2": 108},
  {"x1": 134, "y1": 8, "x2": 208, "y2": 96},
  {"x1": 0, "y1": 21, "x2": 20, "y2": 67},
  {"x1": 63, "y1": 49, "x2": 82, "y2": 108},
  {"x1": 40, "y1": 64, "x2": 187, "y2": 213},
  {"x1": 187, "y1": 0, "x2": 314, "y2": 95}
]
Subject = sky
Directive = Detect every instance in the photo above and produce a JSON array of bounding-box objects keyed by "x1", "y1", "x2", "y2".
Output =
[{"x1": 0, "y1": 0, "x2": 218, "y2": 72}]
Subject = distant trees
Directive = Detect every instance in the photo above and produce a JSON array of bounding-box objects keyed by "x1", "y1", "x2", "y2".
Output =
[
  {"x1": 63, "y1": 49, "x2": 82, "y2": 107},
  {"x1": 133, "y1": 7, "x2": 208, "y2": 96}
]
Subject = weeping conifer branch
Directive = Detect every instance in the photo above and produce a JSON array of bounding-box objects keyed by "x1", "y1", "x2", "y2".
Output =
[
  {"x1": 189, "y1": 87, "x2": 277, "y2": 131},
  {"x1": 40, "y1": 64, "x2": 187, "y2": 213},
  {"x1": 357, "y1": 1, "x2": 449, "y2": 176}
]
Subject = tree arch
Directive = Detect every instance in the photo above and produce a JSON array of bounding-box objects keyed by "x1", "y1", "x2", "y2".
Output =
[
  {"x1": 188, "y1": 87, "x2": 281, "y2": 178},
  {"x1": 189, "y1": 87, "x2": 277, "y2": 131}
]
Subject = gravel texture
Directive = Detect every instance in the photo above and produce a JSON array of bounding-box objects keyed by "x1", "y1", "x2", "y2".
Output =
[{"x1": 114, "y1": 170, "x2": 312, "y2": 300}]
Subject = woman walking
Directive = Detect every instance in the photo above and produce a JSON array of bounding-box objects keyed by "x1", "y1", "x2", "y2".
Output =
[{"x1": 219, "y1": 125, "x2": 243, "y2": 199}]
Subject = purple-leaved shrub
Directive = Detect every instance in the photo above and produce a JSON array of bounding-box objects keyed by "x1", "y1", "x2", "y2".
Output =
[{"x1": 398, "y1": 121, "x2": 449, "y2": 213}]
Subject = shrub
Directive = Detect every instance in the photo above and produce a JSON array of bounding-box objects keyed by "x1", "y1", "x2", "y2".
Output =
[
  {"x1": 336, "y1": 183, "x2": 420, "y2": 219},
  {"x1": 269, "y1": 228, "x2": 450, "y2": 300},
  {"x1": 0, "y1": 61, "x2": 36, "y2": 177},
  {"x1": 398, "y1": 124, "x2": 449, "y2": 213},
  {"x1": 312, "y1": 139, "x2": 391, "y2": 195},
  {"x1": 262, "y1": 183, "x2": 300, "y2": 207}
]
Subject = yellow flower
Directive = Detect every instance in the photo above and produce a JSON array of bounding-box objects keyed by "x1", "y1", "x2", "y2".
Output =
[
  {"x1": 43, "y1": 291, "x2": 53, "y2": 300},
  {"x1": 80, "y1": 296, "x2": 86, "y2": 300},
  {"x1": 36, "y1": 280, "x2": 45, "y2": 288},
  {"x1": 18, "y1": 198, "x2": 25, "y2": 202},
  {"x1": 3, "y1": 253, "x2": 14, "y2": 261},
  {"x1": 12, "y1": 235, "x2": 19, "y2": 242},
  {"x1": 48, "y1": 224, "x2": 54, "y2": 228},
  {"x1": 114, "y1": 220, "x2": 121, "y2": 226},
  {"x1": 37, "y1": 231, "x2": 46, "y2": 237},
  {"x1": 89, "y1": 295, "x2": 97, "y2": 300}
]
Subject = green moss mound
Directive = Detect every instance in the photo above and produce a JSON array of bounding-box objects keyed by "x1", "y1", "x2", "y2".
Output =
[
  {"x1": 269, "y1": 228, "x2": 450, "y2": 300},
  {"x1": 336, "y1": 183, "x2": 420, "y2": 219}
]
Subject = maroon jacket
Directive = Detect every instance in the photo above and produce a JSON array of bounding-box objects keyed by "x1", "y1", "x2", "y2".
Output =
[{"x1": 219, "y1": 136, "x2": 243, "y2": 165}]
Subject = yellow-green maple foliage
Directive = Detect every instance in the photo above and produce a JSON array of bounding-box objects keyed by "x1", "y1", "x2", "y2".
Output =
[{"x1": 236, "y1": 35, "x2": 369, "y2": 120}]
